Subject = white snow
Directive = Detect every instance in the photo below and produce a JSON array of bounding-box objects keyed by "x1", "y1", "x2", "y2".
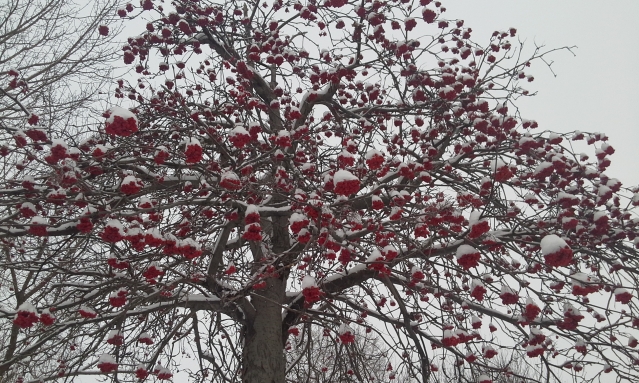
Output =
[
  {"x1": 79, "y1": 305, "x2": 95, "y2": 314},
  {"x1": 614, "y1": 287, "x2": 630, "y2": 296},
  {"x1": 490, "y1": 159, "x2": 507, "y2": 171},
  {"x1": 290, "y1": 212, "x2": 307, "y2": 224},
  {"x1": 155, "y1": 364, "x2": 171, "y2": 375},
  {"x1": 121, "y1": 175, "x2": 140, "y2": 185},
  {"x1": 540, "y1": 234, "x2": 568, "y2": 255},
  {"x1": 382, "y1": 245, "x2": 397, "y2": 257},
  {"x1": 365, "y1": 149, "x2": 383, "y2": 160},
  {"x1": 186, "y1": 137, "x2": 201, "y2": 147},
  {"x1": 367, "y1": 249, "x2": 383, "y2": 262},
  {"x1": 229, "y1": 125, "x2": 249, "y2": 137},
  {"x1": 107, "y1": 106, "x2": 137, "y2": 123},
  {"x1": 301, "y1": 275, "x2": 317, "y2": 289},
  {"x1": 50, "y1": 139, "x2": 67, "y2": 149},
  {"x1": 533, "y1": 161, "x2": 553, "y2": 175},
  {"x1": 468, "y1": 211, "x2": 482, "y2": 225},
  {"x1": 563, "y1": 302, "x2": 581, "y2": 315},
  {"x1": 570, "y1": 272, "x2": 597, "y2": 284},
  {"x1": 555, "y1": 192, "x2": 578, "y2": 203},
  {"x1": 339, "y1": 323, "x2": 353, "y2": 334},
  {"x1": 181, "y1": 238, "x2": 200, "y2": 250},
  {"x1": 30, "y1": 216, "x2": 47, "y2": 225},
  {"x1": 19, "y1": 202, "x2": 35, "y2": 212},
  {"x1": 456, "y1": 244, "x2": 478, "y2": 257},
  {"x1": 221, "y1": 171, "x2": 239, "y2": 182},
  {"x1": 145, "y1": 227, "x2": 162, "y2": 239},
  {"x1": 98, "y1": 353, "x2": 116, "y2": 364},
  {"x1": 105, "y1": 219, "x2": 125, "y2": 233},
  {"x1": 597, "y1": 185, "x2": 611, "y2": 197},
  {"x1": 338, "y1": 149, "x2": 354, "y2": 160},
  {"x1": 17, "y1": 301, "x2": 37, "y2": 313},
  {"x1": 245, "y1": 204, "x2": 259, "y2": 215},
  {"x1": 500, "y1": 284, "x2": 516, "y2": 295},
  {"x1": 333, "y1": 169, "x2": 357, "y2": 183}
]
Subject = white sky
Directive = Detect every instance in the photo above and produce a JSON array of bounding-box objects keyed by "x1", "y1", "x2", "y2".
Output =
[{"x1": 446, "y1": 0, "x2": 639, "y2": 187}]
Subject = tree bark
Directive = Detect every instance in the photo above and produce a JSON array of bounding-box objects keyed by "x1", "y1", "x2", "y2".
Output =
[
  {"x1": 242, "y1": 277, "x2": 286, "y2": 383},
  {"x1": 241, "y1": 210, "x2": 289, "y2": 383}
]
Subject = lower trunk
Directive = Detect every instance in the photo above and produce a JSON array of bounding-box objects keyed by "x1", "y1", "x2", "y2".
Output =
[{"x1": 242, "y1": 277, "x2": 286, "y2": 383}]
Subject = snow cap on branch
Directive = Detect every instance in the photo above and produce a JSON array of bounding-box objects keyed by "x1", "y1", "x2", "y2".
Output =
[
  {"x1": 13, "y1": 302, "x2": 38, "y2": 329},
  {"x1": 333, "y1": 170, "x2": 360, "y2": 196},
  {"x1": 105, "y1": 106, "x2": 138, "y2": 137},
  {"x1": 540, "y1": 234, "x2": 573, "y2": 267}
]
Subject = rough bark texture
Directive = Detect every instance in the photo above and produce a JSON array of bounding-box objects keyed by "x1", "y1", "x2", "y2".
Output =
[
  {"x1": 242, "y1": 277, "x2": 286, "y2": 383},
  {"x1": 241, "y1": 207, "x2": 289, "y2": 383}
]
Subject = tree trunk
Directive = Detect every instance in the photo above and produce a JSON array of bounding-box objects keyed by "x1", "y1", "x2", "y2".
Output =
[
  {"x1": 242, "y1": 210, "x2": 289, "y2": 383},
  {"x1": 242, "y1": 277, "x2": 286, "y2": 383}
]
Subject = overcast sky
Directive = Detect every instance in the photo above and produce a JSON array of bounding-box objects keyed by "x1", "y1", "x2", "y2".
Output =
[{"x1": 445, "y1": 1, "x2": 639, "y2": 187}]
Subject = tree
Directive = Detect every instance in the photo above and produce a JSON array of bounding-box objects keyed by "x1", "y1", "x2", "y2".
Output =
[
  {"x1": 286, "y1": 325, "x2": 410, "y2": 383},
  {"x1": 0, "y1": 0, "x2": 122, "y2": 379},
  {"x1": 1, "y1": 0, "x2": 639, "y2": 382},
  {"x1": 433, "y1": 352, "x2": 545, "y2": 383},
  {"x1": 0, "y1": 0, "x2": 122, "y2": 142}
]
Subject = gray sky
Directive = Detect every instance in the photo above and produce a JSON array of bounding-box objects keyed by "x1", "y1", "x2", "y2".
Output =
[{"x1": 446, "y1": 0, "x2": 639, "y2": 187}]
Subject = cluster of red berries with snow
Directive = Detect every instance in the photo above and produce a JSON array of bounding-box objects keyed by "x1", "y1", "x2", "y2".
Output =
[
  {"x1": 13, "y1": 302, "x2": 39, "y2": 329},
  {"x1": 301, "y1": 275, "x2": 323, "y2": 305},
  {"x1": 120, "y1": 175, "x2": 143, "y2": 195},
  {"x1": 142, "y1": 262, "x2": 164, "y2": 283},
  {"x1": 28, "y1": 216, "x2": 48, "y2": 236},
  {"x1": 242, "y1": 205, "x2": 263, "y2": 241},
  {"x1": 104, "y1": 106, "x2": 138, "y2": 136},
  {"x1": 101, "y1": 219, "x2": 126, "y2": 243},
  {"x1": 109, "y1": 288, "x2": 128, "y2": 307},
  {"x1": 138, "y1": 332, "x2": 154, "y2": 345},
  {"x1": 184, "y1": 137, "x2": 203, "y2": 163},
  {"x1": 220, "y1": 171, "x2": 242, "y2": 190},
  {"x1": 456, "y1": 244, "x2": 481, "y2": 270},
  {"x1": 338, "y1": 324, "x2": 356, "y2": 344},
  {"x1": 97, "y1": 355, "x2": 117, "y2": 373},
  {"x1": 540, "y1": 235, "x2": 573, "y2": 267},
  {"x1": 98, "y1": 219, "x2": 203, "y2": 259},
  {"x1": 228, "y1": 125, "x2": 252, "y2": 148},
  {"x1": 467, "y1": 211, "x2": 490, "y2": 239},
  {"x1": 332, "y1": 170, "x2": 360, "y2": 196}
]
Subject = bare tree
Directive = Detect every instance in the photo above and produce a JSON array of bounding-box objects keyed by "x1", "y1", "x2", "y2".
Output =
[
  {"x1": 0, "y1": 0, "x2": 122, "y2": 152},
  {"x1": 0, "y1": 0, "x2": 122, "y2": 379},
  {"x1": 288, "y1": 328, "x2": 542, "y2": 383},
  {"x1": 286, "y1": 325, "x2": 407, "y2": 383},
  {"x1": 433, "y1": 353, "x2": 547, "y2": 383}
]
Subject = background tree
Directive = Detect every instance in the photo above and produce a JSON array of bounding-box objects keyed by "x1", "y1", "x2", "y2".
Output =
[
  {"x1": 0, "y1": 0, "x2": 122, "y2": 139},
  {"x1": 1, "y1": 0, "x2": 639, "y2": 383},
  {"x1": 286, "y1": 325, "x2": 410, "y2": 383},
  {"x1": 0, "y1": 0, "x2": 122, "y2": 379},
  {"x1": 433, "y1": 352, "x2": 545, "y2": 383}
]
